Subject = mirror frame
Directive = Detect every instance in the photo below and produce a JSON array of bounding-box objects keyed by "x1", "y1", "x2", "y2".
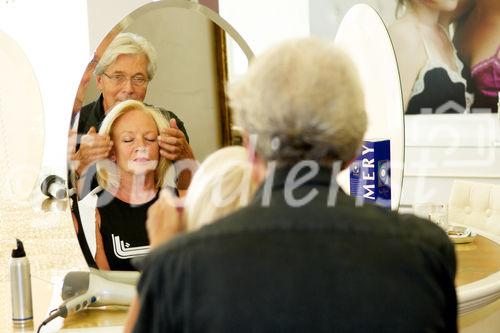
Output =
[{"x1": 70, "y1": 0, "x2": 254, "y2": 269}]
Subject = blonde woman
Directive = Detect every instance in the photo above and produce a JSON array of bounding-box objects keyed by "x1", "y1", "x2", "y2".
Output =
[
  {"x1": 389, "y1": 0, "x2": 472, "y2": 114},
  {"x1": 93, "y1": 99, "x2": 171, "y2": 270},
  {"x1": 71, "y1": 32, "x2": 193, "y2": 197}
]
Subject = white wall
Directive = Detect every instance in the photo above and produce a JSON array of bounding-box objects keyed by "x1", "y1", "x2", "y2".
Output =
[
  {"x1": 0, "y1": 0, "x2": 89, "y2": 179},
  {"x1": 219, "y1": 0, "x2": 310, "y2": 56}
]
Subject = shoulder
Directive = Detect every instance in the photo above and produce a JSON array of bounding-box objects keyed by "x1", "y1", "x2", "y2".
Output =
[
  {"x1": 396, "y1": 212, "x2": 451, "y2": 244},
  {"x1": 78, "y1": 98, "x2": 102, "y2": 133},
  {"x1": 388, "y1": 18, "x2": 422, "y2": 51}
]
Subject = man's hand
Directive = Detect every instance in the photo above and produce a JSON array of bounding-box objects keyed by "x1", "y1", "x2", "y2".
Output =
[
  {"x1": 158, "y1": 119, "x2": 196, "y2": 192},
  {"x1": 146, "y1": 190, "x2": 185, "y2": 248},
  {"x1": 72, "y1": 127, "x2": 113, "y2": 176},
  {"x1": 158, "y1": 118, "x2": 194, "y2": 161}
]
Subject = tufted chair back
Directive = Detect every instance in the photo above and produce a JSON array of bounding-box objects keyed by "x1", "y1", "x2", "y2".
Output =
[{"x1": 448, "y1": 181, "x2": 500, "y2": 236}]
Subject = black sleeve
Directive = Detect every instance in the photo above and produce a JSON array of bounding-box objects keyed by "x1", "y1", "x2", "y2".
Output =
[{"x1": 133, "y1": 245, "x2": 188, "y2": 333}]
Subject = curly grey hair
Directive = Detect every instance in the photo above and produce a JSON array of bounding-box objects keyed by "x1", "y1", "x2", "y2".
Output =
[
  {"x1": 94, "y1": 32, "x2": 158, "y2": 80},
  {"x1": 228, "y1": 37, "x2": 366, "y2": 166}
]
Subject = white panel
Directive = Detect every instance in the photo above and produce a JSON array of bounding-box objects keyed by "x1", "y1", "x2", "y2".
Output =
[
  {"x1": 0, "y1": 0, "x2": 89, "y2": 178},
  {"x1": 334, "y1": 4, "x2": 404, "y2": 211}
]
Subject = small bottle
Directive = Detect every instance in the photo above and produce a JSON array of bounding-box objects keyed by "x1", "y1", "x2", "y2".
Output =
[{"x1": 10, "y1": 239, "x2": 33, "y2": 327}]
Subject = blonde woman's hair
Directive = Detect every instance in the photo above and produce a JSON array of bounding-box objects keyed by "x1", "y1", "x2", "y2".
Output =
[
  {"x1": 94, "y1": 32, "x2": 158, "y2": 80},
  {"x1": 184, "y1": 146, "x2": 256, "y2": 231},
  {"x1": 228, "y1": 37, "x2": 366, "y2": 166},
  {"x1": 96, "y1": 100, "x2": 170, "y2": 190}
]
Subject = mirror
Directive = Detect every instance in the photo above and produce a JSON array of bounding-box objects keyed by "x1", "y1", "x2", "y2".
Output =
[
  {"x1": 385, "y1": 0, "x2": 500, "y2": 207},
  {"x1": 68, "y1": 0, "x2": 253, "y2": 270},
  {"x1": 334, "y1": 4, "x2": 405, "y2": 211},
  {"x1": 324, "y1": 1, "x2": 499, "y2": 210},
  {"x1": 0, "y1": 30, "x2": 44, "y2": 203}
]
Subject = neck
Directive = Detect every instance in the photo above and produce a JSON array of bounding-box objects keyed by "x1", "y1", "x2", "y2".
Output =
[
  {"x1": 406, "y1": 2, "x2": 441, "y2": 27},
  {"x1": 114, "y1": 172, "x2": 157, "y2": 204}
]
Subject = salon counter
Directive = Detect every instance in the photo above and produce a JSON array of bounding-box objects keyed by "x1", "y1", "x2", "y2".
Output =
[
  {"x1": 0, "y1": 198, "x2": 125, "y2": 332},
  {"x1": 456, "y1": 227, "x2": 500, "y2": 332}
]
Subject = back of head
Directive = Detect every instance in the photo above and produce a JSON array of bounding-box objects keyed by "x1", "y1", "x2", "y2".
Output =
[
  {"x1": 94, "y1": 32, "x2": 158, "y2": 80},
  {"x1": 185, "y1": 146, "x2": 255, "y2": 231},
  {"x1": 228, "y1": 37, "x2": 366, "y2": 167}
]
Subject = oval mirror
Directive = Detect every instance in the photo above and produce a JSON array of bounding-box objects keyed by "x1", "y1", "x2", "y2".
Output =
[
  {"x1": 68, "y1": 0, "x2": 253, "y2": 270},
  {"x1": 334, "y1": 4, "x2": 405, "y2": 211},
  {"x1": 0, "y1": 30, "x2": 44, "y2": 203}
]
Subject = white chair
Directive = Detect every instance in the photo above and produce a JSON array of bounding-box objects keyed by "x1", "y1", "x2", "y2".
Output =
[{"x1": 448, "y1": 180, "x2": 500, "y2": 236}]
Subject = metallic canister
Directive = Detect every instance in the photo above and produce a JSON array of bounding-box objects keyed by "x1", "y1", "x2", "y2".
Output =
[{"x1": 10, "y1": 239, "x2": 33, "y2": 326}]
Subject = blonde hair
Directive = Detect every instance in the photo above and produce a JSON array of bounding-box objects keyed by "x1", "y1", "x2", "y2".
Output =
[
  {"x1": 96, "y1": 100, "x2": 170, "y2": 190},
  {"x1": 94, "y1": 32, "x2": 158, "y2": 80},
  {"x1": 184, "y1": 146, "x2": 256, "y2": 231},
  {"x1": 228, "y1": 37, "x2": 366, "y2": 165}
]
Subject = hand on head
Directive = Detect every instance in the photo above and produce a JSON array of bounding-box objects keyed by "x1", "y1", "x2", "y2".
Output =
[
  {"x1": 158, "y1": 118, "x2": 194, "y2": 161},
  {"x1": 146, "y1": 189, "x2": 185, "y2": 248},
  {"x1": 72, "y1": 127, "x2": 113, "y2": 176}
]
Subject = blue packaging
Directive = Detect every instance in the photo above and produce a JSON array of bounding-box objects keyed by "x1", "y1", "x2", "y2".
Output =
[{"x1": 349, "y1": 139, "x2": 391, "y2": 208}]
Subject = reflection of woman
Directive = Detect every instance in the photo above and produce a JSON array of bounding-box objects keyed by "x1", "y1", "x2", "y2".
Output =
[
  {"x1": 146, "y1": 146, "x2": 257, "y2": 248},
  {"x1": 71, "y1": 32, "x2": 193, "y2": 198},
  {"x1": 389, "y1": 0, "x2": 472, "y2": 114},
  {"x1": 94, "y1": 100, "x2": 171, "y2": 270},
  {"x1": 453, "y1": 0, "x2": 500, "y2": 113}
]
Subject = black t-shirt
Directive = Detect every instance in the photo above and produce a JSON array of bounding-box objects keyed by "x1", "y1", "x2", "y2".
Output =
[
  {"x1": 97, "y1": 190, "x2": 158, "y2": 271},
  {"x1": 133, "y1": 167, "x2": 457, "y2": 333}
]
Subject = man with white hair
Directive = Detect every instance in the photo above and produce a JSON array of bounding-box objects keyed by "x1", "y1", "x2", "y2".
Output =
[
  {"x1": 127, "y1": 37, "x2": 457, "y2": 332},
  {"x1": 71, "y1": 32, "x2": 193, "y2": 195}
]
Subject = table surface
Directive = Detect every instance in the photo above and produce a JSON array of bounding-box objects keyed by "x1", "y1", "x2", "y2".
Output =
[
  {"x1": 455, "y1": 234, "x2": 500, "y2": 286},
  {"x1": 1, "y1": 199, "x2": 499, "y2": 332}
]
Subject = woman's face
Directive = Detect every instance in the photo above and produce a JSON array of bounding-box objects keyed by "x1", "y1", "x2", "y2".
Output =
[{"x1": 111, "y1": 109, "x2": 159, "y2": 176}]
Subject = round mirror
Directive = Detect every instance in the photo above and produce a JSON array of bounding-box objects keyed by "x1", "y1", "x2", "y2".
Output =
[
  {"x1": 68, "y1": 0, "x2": 253, "y2": 270},
  {"x1": 0, "y1": 30, "x2": 44, "y2": 204},
  {"x1": 334, "y1": 4, "x2": 405, "y2": 211}
]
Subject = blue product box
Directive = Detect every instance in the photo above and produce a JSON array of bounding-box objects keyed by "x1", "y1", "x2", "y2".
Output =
[{"x1": 349, "y1": 139, "x2": 391, "y2": 208}]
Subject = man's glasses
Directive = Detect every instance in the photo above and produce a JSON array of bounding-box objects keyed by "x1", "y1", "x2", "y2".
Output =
[{"x1": 103, "y1": 73, "x2": 148, "y2": 87}]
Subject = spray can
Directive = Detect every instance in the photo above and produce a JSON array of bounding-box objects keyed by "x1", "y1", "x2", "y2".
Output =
[{"x1": 10, "y1": 239, "x2": 33, "y2": 327}]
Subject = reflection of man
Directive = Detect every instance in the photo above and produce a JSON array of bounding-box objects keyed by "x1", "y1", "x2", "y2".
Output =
[
  {"x1": 127, "y1": 38, "x2": 457, "y2": 332},
  {"x1": 71, "y1": 32, "x2": 194, "y2": 195}
]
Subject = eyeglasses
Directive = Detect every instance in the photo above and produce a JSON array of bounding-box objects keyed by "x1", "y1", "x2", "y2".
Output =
[{"x1": 103, "y1": 73, "x2": 149, "y2": 87}]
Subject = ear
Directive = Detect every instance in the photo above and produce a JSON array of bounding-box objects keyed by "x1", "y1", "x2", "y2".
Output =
[
  {"x1": 95, "y1": 75, "x2": 104, "y2": 92},
  {"x1": 250, "y1": 152, "x2": 267, "y2": 187},
  {"x1": 109, "y1": 149, "x2": 116, "y2": 162},
  {"x1": 341, "y1": 156, "x2": 357, "y2": 171}
]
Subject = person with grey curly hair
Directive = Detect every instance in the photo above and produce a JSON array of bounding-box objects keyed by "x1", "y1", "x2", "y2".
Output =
[
  {"x1": 71, "y1": 32, "x2": 194, "y2": 198},
  {"x1": 126, "y1": 37, "x2": 457, "y2": 332},
  {"x1": 229, "y1": 37, "x2": 366, "y2": 167}
]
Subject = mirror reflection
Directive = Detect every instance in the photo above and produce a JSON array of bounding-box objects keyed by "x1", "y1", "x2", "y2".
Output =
[
  {"x1": 311, "y1": 1, "x2": 499, "y2": 208},
  {"x1": 333, "y1": 4, "x2": 404, "y2": 212},
  {"x1": 68, "y1": 1, "x2": 253, "y2": 270}
]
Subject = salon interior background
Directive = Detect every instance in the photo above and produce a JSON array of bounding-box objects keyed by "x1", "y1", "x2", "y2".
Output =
[{"x1": 0, "y1": 0, "x2": 394, "y2": 180}]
